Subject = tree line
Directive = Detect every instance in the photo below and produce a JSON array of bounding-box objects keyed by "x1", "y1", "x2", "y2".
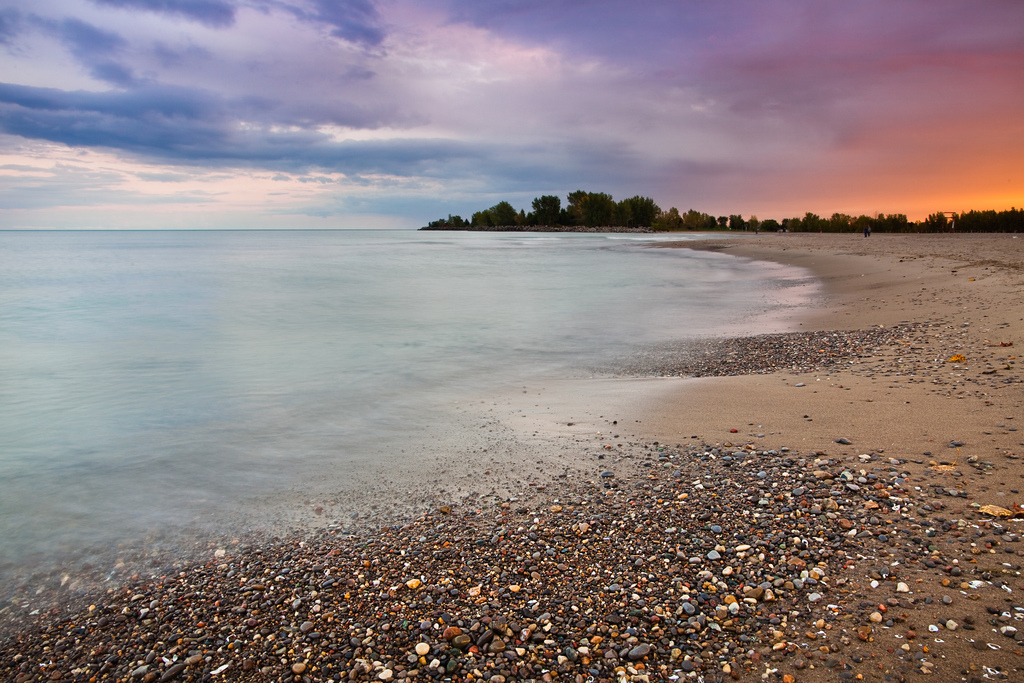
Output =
[
  {"x1": 425, "y1": 191, "x2": 661, "y2": 229},
  {"x1": 756, "y1": 209, "x2": 1024, "y2": 233},
  {"x1": 425, "y1": 196, "x2": 1024, "y2": 233}
]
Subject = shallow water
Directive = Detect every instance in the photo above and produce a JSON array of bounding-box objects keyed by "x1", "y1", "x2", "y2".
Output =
[{"x1": 0, "y1": 230, "x2": 818, "y2": 577}]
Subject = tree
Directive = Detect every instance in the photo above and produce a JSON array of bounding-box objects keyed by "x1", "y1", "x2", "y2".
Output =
[
  {"x1": 652, "y1": 207, "x2": 683, "y2": 231},
  {"x1": 566, "y1": 190, "x2": 589, "y2": 225},
  {"x1": 682, "y1": 209, "x2": 713, "y2": 230},
  {"x1": 487, "y1": 201, "x2": 518, "y2": 226},
  {"x1": 829, "y1": 213, "x2": 852, "y2": 232},
  {"x1": 618, "y1": 196, "x2": 660, "y2": 227},
  {"x1": 748, "y1": 215, "x2": 760, "y2": 232},
  {"x1": 760, "y1": 219, "x2": 781, "y2": 232},
  {"x1": 531, "y1": 195, "x2": 561, "y2": 226},
  {"x1": 471, "y1": 210, "x2": 493, "y2": 227},
  {"x1": 569, "y1": 191, "x2": 615, "y2": 227},
  {"x1": 728, "y1": 215, "x2": 746, "y2": 230},
  {"x1": 922, "y1": 212, "x2": 950, "y2": 232},
  {"x1": 802, "y1": 212, "x2": 823, "y2": 232}
]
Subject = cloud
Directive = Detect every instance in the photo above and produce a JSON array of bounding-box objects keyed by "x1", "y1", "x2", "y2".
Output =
[
  {"x1": 1, "y1": 0, "x2": 1023, "y2": 227},
  {"x1": 51, "y1": 18, "x2": 137, "y2": 86},
  {"x1": 295, "y1": 0, "x2": 385, "y2": 46},
  {"x1": 0, "y1": 7, "x2": 21, "y2": 44},
  {"x1": 0, "y1": 81, "x2": 485, "y2": 176},
  {"x1": 91, "y1": 0, "x2": 237, "y2": 29}
]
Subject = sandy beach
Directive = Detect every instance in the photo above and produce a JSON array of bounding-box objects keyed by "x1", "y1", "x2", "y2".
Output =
[{"x1": 2, "y1": 233, "x2": 1023, "y2": 683}]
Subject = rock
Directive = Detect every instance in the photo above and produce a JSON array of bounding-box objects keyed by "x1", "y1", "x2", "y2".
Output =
[
  {"x1": 415, "y1": 642, "x2": 430, "y2": 656},
  {"x1": 836, "y1": 437, "x2": 852, "y2": 445},
  {"x1": 159, "y1": 664, "x2": 186, "y2": 682},
  {"x1": 291, "y1": 663, "x2": 307, "y2": 675},
  {"x1": 627, "y1": 644, "x2": 651, "y2": 661},
  {"x1": 896, "y1": 582, "x2": 910, "y2": 593}
]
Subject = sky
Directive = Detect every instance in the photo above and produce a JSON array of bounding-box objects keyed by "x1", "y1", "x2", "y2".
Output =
[{"x1": 0, "y1": 0, "x2": 1022, "y2": 229}]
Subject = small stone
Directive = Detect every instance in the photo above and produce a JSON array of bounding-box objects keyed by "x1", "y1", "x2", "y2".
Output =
[
  {"x1": 946, "y1": 620, "x2": 958, "y2": 631},
  {"x1": 159, "y1": 664, "x2": 187, "y2": 682},
  {"x1": 415, "y1": 643, "x2": 430, "y2": 656},
  {"x1": 627, "y1": 643, "x2": 651, "y2": 661},
  {"x1": 378, "y1": 670, "x2": 393, "y2": 681},
  {"x1": 896, "y1": 582, "x2": 910, "y2": 593},
  {"x1": 869, "y1": 612, "x2": 883, "y2": 623},
  {"x1": 291, "y1": 663, "x2": 307, "y2": 675},
  {"x1": 300, "y1": 621, "x2": 314, "y2": 633}
]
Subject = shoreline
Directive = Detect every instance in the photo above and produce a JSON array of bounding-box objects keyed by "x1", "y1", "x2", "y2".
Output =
[{"x1": 3, "y1": 234, "x2": 1023, "y2": 682}]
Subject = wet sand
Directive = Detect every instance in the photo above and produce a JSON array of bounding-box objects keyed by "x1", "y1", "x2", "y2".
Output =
[{"x1": 2, "y1": 233, "x2": 1023, "y2": 683}]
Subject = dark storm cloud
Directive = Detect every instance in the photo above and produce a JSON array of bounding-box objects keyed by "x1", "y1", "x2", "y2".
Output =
[
  {"x1": 0, "y1": 81, "x2": 482, "y2": 176},
  {"x1": 283, "y1": 0, "x2": 385, "y2": 46}
]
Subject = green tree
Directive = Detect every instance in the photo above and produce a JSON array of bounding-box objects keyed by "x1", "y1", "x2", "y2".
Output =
[
  {"x1": 829, "y1": 213, "x2": 852, "y2": 232},
  {"x1": 728, "y1": 214, "x2": 746, "y2": 230},
  {"x1": 802, "y1": 212, "x2": 823, "y2": 232},
  {"x1": 531, "y1": 195, "x2": 561, "y2": 226},
  {"x1": 566, "y1": 190, "x2": 589, "y2": 225},
  {"x1": 488, "y1": 201, "x2": 518, "y2": 226},
  {"x1": 618, "y1": 196, "x2": 660, "y2": 227},
  {"x1": 748, "y1": 215, "x2": 760, "y2": 232},
  {"x1": 652, "y1": 207, "x2": 683, "y2": 231},
  {"x1": 760, "y1": 218, "x2": 781, "y2": 232},
  {"x1": 681, "y1": 209, "x2": 711, "y2": 230},
  {"x1": 471, "y1": 210, "x2": 493, "y2": 227},
  {"x1": 579, "y1": 192, "x2": 616, "y2": 227}
]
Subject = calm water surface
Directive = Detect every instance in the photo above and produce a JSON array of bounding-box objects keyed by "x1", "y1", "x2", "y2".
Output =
[{"x1": 0, "y1": 230, "x2": 816, "y2": 577}]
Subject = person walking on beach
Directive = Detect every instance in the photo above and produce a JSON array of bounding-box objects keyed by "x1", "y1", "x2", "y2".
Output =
[{"x1": 863, "y1": 224, "x2": 871, "y2": 237}]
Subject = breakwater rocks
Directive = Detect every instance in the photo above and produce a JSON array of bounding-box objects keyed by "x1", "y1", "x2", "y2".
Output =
[
  {"x1": 4, "y1": 439, "x2": 1023, "y2": 682},
  {"x1": 419, "y1": 226, "x2": 653, "y2": 233}
]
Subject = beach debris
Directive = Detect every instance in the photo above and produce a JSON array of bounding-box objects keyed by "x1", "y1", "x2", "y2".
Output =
[{"x1": 947, "y1": 353, "x2": 966, "y2": 362}]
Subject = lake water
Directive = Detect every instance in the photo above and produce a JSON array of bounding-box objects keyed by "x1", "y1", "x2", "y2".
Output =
[{"x1": 0, "y1": 230, "x2": 818, "y2": 582}]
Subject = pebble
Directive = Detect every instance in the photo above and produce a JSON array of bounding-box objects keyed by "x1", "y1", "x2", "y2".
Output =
[{"x1": 3, "y1": 336, "x2": 1021, "y2": 683}]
